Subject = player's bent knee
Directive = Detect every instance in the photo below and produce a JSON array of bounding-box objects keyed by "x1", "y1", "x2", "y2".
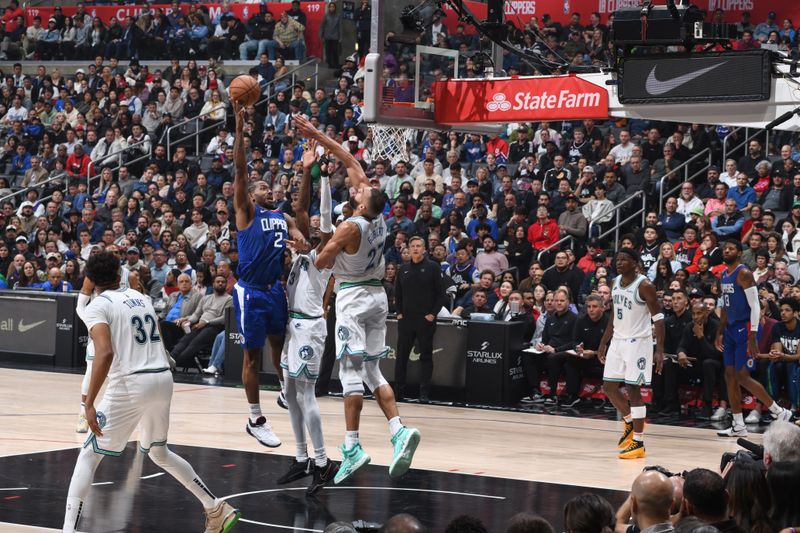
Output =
[{"x1": 361, "y1": 361, "x2": 388, "y2": 392}]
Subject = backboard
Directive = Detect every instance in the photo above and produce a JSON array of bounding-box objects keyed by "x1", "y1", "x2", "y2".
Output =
[{"x1": 362, "y1": 0, "x2": 502, "y2": 134}]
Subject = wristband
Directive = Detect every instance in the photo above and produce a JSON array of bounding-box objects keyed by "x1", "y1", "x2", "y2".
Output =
[{"x1": 651, "y1": 313, "x2": 664, "y2": 322}]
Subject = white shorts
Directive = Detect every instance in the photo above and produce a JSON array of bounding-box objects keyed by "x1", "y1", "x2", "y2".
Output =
[
  {"x1": 281, "y1": 316, "x2": 326, "y2": 382},
  {"x1": 603, "y1": 336, "x2": 653, "y2": 386},
  {"x1": 335, "y1": 284, "x2": 389, "y2": 361},
  {"x1": 84, "y1": 370, "x2": 173, "y2": 456}
]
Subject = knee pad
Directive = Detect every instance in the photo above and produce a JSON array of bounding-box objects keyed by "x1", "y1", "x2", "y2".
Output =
[
  {"x1": 361, "y1": 359, "x2": 388, "y2": 393},
  {"x1": 339, "y1": 356, "x2": 365, "y2": 397}
]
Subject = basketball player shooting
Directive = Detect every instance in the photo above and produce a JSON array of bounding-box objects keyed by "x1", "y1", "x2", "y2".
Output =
[
  {"x1": 598, "y1": 248, "x2": 664, "y2": 459},
  {"x1": 231, "y1": 101, "x2": 307, "y2": 449},
  {"x1": 714, "y1": 240, "x2": 792, "y2": 437},
  {"x1": 294, "y1": 114, "x2": 421, "y2": 484},
  {"x1": 275, "y1": 139, "x2": 338, "y2": 495},
  {"x1": 62, "y1": 251, "x2": 240, "y2": 533}
]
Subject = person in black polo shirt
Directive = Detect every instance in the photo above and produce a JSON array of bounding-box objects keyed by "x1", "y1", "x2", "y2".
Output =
[
  {"x1": 654, "y1": 288, "x2": 692, "y2": 414},
  {"x1": 566, "y1": 294, "x2": 609, "y2": 407},
  {"x1": 394, "y1": 236, "x2": 447, "y2": 403},
  {"x1": 535, "y1": 287, "x2": 578, "y2": 405}
]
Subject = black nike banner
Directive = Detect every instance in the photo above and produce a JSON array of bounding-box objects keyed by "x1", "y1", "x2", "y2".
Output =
[{"x1": 618, "y1": 51, "x2": 771, "y2": 105}]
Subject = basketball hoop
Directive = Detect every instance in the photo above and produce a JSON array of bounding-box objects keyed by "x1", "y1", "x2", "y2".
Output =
[{"x1": 368, "y1": 124, "x2": 417, "y2": 165}]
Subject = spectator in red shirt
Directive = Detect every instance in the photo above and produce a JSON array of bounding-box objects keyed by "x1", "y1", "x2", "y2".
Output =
[
  {"x1": 486, "y1": 133, "x2": 509, "y2": 164},
  {"x1": 1, "y1": 0, "x2": 23, "y2": 35},
  {"x1": 527, "y1": 205, "x2": 559, "y2": 261},
  {"x1": 735, "y1": 30, "x2": 760, "y2": 50},
  {"x1": 66, "y1": 143, "x2": 92, "y2": 179}
]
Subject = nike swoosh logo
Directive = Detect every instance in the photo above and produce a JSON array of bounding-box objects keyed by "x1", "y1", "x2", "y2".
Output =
[
  {"x1": 18, "y1": 319, "x2": 46, "y2": 333},
  {"x1": 645, "y1": 62, "x2": 727, "y2": 96}
]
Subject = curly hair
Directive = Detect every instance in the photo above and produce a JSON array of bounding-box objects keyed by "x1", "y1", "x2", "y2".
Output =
[{"x1": 85, "y1": 250, "x2": 121, "y2": 287}]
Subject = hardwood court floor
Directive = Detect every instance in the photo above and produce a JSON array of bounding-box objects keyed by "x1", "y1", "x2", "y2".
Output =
[{"x1": 0, "y1": 367, "x2": 750, "y2": 532}]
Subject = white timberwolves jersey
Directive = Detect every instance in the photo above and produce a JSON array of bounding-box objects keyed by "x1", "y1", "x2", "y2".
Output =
[
  {"x1": 332, "y1": 216, "x2": 386, "y2": 284},
  {"x1": 287, "y1": 249, "x2": 331, "y2": 317},
  {"x1": 612, "y1": 274, "x2": 652, "y2": 339},
  {"x1": 81, "y1": 288, "x2": 171, "y2": 379}
]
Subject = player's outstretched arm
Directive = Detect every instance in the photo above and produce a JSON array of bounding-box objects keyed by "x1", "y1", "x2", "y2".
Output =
[
  {"x1": 85, "y1": 323, "x2": 114, "y2": 436},
  {"x1": 232, "y1": 101, "x2": 254, "y2": 230},
  {"x1": 640, "y1": 280, "x2": 665, "y2": 374},
  {"x1": 295, "y1": 139, "x2": 317, "y2": 240},
  {"x1": 294, "y1": 114, "x2": 369, "y2": 190},
  {"x1": 315, "y1": 221, "x2": 359, "y2": 270}
]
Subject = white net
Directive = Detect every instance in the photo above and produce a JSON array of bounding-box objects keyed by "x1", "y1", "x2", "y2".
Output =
[{"x1": 368, "y1": 124, "x2": 417, "y2": 165}]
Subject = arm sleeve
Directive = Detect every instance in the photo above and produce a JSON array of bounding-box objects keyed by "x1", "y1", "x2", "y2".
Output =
[
  {"x1": 745, "y1": 285, "x2": 760, "y2": 331},
  {"x1": 75, "y1": 293, "x2": 91, "y2": 322},
  {"x1": 320, "y1": 176, "x2": 332, "y2": 234}
]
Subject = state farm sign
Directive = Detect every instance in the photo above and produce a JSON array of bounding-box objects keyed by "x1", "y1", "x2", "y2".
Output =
[{"x1": 433, "y1": 76, "x2": 608, "y2": 125}]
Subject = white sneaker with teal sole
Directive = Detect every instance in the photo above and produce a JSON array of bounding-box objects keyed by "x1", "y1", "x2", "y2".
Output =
[
  {"x1": 389, "y1": 426, "x2": 421, "y2": 478},
  {"x1": 334, "y1": 443, "x2": 371, "y2": 485}
]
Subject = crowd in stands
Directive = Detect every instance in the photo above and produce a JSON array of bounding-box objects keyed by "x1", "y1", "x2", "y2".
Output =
[
  {"x1": 331, "y1": 421, "x2": 800, "y2": 533},
  {"x1": 0, "y1": 4, "x2": 798, "y2": 411}
]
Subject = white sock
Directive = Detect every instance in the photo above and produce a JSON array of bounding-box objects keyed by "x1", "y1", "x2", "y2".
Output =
[
  {"x1": 149, "y1": 445, "x2": 216, "y2": 509},
  {"x1": 345, "y1": 431, "x2": 359, "y2": 449},
  {"x1": 314, "y1": 446, "x2": 328, "y2": 467},
  {"x1": 63, "y1": 447, "x2": 104, "y2": 532},
  {"x1": 389, "y1": 416, "x2": 403, "y2": 437},
  {"x1": 63, "y1": 497, "x2": 83, "y2": 533},
  {"x1": 249, "y1": 403, "x2": 262, "y2": 423},
  {"x1": 732, "y1": 412, "x2": 745, "y2": 427},
  {"x1": 633, "y1": 432, "x2": 644, "y2": 442},
  {"x1": 768, "y1": 401, "x2": 782, "y2": 414}
]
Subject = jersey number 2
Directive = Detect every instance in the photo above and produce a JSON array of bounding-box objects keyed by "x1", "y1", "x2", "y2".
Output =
[{"x1": 132, "y1": 314, "x2": 161, "y2": 344}]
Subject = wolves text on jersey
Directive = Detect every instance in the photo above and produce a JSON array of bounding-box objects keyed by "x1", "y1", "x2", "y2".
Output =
[{"x1": 613, "y1": 293, "x2": 633, "y2": 310}]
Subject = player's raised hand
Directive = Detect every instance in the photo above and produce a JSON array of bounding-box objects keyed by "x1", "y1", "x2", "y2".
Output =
[
  {"x1": 294, "y1": 114, "x2": 318, "y2": 139},
  {"x1": 302, "y1": 139, "x2": 318, "y2": 169}
]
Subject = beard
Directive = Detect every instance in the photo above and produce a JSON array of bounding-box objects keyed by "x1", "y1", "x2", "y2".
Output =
[
  {"x1": 722, "y1": 254, "x2": 737, "y2": 265},
  {"x1": 348, "y1": 196, "x2": 359, "y2": 211}
]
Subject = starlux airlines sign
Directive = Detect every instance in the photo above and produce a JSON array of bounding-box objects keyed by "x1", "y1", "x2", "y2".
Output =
[{"x1": 433, "y1": 76, "x2": 608, "y2": 125}]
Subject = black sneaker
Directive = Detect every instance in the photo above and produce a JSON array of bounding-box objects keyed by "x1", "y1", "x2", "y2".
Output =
[
  {"x1": 543, "y1": 395, "x2": 557, "y2": 406},
  {"x1": 521, "y1": 392, "x2": 545, "y2": 404},
  {"x1": 307, "y1": 460, "x2": 338, "y2": 496},
  {"x1": 276, "y1": 458, "x2": 313, "y2": 485},
  {"x1": 562, "y1": 396, "x2": 581, "y2": 408}
]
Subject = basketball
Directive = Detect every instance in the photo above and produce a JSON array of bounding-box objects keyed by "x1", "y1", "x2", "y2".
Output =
[{"x1": 228, "y1": 75, "x2": 261, "y2": 107}]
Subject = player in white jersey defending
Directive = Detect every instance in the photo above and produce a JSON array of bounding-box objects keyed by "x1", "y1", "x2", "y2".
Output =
[
  {"x1": 275, "y1": 139, "x2": 339, "y2": 495},
  {"x1": 63, "y1": 251, "x2": 240, "y2": 533},
  {"x1": 598, "y1": 248, "x2": 665, "y2": 459},
  {"x1": 75, "y1": 244, "x2": 138, "y2": 433},
  {"x1": 295, "y1": 114, "x2": 421, "y2": 484}
]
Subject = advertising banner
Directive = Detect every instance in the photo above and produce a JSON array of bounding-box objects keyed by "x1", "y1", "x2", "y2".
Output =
[
  {"x1": 619, "y1": 50, "x2": 771, "y2": 104},
  {"x1": 25, "y1": 2, "x2": 326, "y2": 60},
  {"x1": 450, "y1": 1, "x2": 800, "y2": 31},
  {"x1": 433, "y1": 75, "x2": 608, "y2": 125},
  {"x1": 0, "y1": 294, "x2": 57, "y2": 356}
]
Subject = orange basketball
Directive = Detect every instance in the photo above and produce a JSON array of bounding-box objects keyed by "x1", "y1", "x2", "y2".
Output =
[{"x1": 228, "y1": 75, "x2": 261, "y2": 106}]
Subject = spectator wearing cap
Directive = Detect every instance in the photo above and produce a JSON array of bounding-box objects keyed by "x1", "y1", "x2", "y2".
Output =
[
  {"x1": 558, "y1": 194, "x2": 588, "y2": 245},
  {"x1": 509, "y1": 127, "x2": 533, "y2": 164},
  {"x1": 124, "y1": 246, "x2": 144, "y2": 271},
  {"x1": 754, "y1": 10, "x2": 779, "y2": 42}
]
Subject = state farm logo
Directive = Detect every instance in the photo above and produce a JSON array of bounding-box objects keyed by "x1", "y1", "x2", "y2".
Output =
[
  {"x1": 487, "y1": 93, "x2": 512, "y2": 112},
  {"x1": 485, "y1": 89, "x2": 602, "y2": 113}
]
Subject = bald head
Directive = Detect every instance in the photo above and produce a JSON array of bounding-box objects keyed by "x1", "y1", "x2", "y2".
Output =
[
  {"x1": 379, "y1": 513, "x2": 426, "y2": 533},
  {"x1": 631, "y1": 471, "x2": 673, "y2": 528}
]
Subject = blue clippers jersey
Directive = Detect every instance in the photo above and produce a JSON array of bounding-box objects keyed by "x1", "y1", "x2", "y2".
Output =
[
  {"x1": 721, "y1": 264, "x2": 748, "y2": 324},
  {"x1": 236, "y1": 207, "x2": 288, "y2": 287}
]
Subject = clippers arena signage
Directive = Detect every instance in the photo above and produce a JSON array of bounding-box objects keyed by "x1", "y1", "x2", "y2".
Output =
[
  {"x1": 433, "y1": 75, "x2": 608, "y2": 125},
  {"x1": 450, "y1": 1, "x2": 799, "y2": 28}
]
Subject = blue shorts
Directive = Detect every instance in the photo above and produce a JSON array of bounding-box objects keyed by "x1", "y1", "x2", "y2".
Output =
[
  {"x1": 723, "y1": 323, "x2": 756, "y2": 372},
  {"x1": 232, "y1": 281, "x2": 287, "y2": 349}
]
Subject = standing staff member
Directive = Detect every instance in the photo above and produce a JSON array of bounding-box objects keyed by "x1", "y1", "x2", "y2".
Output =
[{"x1": 394, "y1": 236, "x2": 447, "y2": 403}]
